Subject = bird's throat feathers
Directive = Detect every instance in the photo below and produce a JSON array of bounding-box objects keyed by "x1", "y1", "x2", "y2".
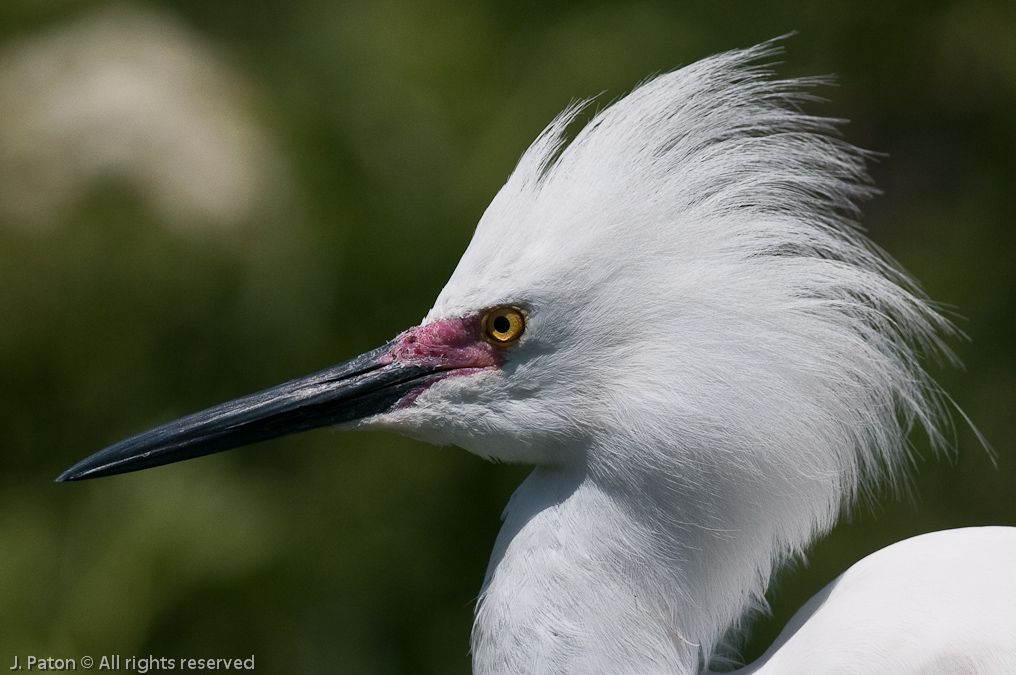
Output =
[{"x1": 473, "y1": 461, "x2": 817, "y2": 675}]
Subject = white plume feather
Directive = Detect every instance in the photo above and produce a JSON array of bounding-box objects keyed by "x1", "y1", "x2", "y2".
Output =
[{"x1": 415, "y1": 40, "x2": 957, "y2": 673}]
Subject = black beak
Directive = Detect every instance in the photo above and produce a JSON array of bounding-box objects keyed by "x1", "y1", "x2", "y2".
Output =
[{"x1": 56, "y1": 341, "x2": 442, "y2": 482}]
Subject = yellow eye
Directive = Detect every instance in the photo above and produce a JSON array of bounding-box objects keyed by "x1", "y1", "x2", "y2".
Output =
[{"x1": 482, "y1": 306, "x2": 526, "y2": 345}]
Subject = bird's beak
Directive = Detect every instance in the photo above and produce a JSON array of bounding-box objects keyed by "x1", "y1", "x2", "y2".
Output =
[{"x1": 56, "y1": 340, "x2": 448, "y2": 482}]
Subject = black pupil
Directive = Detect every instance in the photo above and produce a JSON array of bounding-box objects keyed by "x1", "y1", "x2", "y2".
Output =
[{"x1": 492, "y1": 315, "x2": 512, "y2": 334}]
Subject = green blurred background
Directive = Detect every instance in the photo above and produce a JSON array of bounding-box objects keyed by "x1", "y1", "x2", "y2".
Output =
[{"x1": 0, "y1": 0, "x2": 1013, "y2": 672}]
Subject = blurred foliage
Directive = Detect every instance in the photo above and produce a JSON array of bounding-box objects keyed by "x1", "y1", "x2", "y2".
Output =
[{"x1": 0, "y1": 0, "x2": 1013, "y2": 673}]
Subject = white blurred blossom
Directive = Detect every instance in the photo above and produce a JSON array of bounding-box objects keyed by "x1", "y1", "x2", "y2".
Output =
[{"x1": 0, "y1": 3, "x2": 289, "y2": 233}]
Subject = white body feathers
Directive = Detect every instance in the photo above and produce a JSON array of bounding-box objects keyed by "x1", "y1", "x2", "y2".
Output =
[
  {"x1": 363, "y1": 43, "x2": 1016, "y2": 673},
  {"x1": 742, "y1": 527, "x2": 1016, "y2": 675}
]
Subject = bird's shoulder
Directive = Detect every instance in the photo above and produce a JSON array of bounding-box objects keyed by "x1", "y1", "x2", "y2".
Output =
[{"x1": 738, "y1": 527, "x2": 1016, "y2": 675}]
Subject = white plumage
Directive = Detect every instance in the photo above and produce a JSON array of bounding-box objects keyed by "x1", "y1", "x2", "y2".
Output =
[
  {"x1": 743, "y1": 527, "x2": 1016, "y2": 674},
  {"x1": 61, "y1": 40, "x2": 1016, "y2": 674},
  {"x1": 367, "y1": 42, "x2": 1016, "y2": 673}
]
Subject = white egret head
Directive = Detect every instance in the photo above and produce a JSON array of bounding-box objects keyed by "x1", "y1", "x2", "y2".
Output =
[
  {"x1": 366, "y1": 41, "x2": 952, "y2": 500},
  {"x1": 59, "y1": 40, "x2": 956, "y2": 673}
]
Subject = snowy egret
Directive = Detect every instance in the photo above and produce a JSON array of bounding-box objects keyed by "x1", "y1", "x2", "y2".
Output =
[{"x1": 59, "y1": 42, "x2": 1016, "y2": 674}]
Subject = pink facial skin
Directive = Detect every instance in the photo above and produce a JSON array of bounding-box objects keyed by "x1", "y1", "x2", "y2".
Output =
[{"x1": 381, "y1": 314, "x2": 506, "y2": 407}]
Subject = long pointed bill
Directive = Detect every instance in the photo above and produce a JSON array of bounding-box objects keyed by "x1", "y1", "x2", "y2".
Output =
[{"x1": 57, "y1": 316, "x2": 503, "y2": 482}]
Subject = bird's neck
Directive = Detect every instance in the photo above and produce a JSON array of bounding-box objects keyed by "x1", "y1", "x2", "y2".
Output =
[{"x1": 471, "y1": 464, "x2": 787, "y2": 675}]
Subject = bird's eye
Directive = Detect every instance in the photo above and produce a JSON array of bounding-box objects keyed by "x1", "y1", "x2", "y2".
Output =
[{"x1": 482, "y1": 306, "x2": 526, "y2": 345}]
